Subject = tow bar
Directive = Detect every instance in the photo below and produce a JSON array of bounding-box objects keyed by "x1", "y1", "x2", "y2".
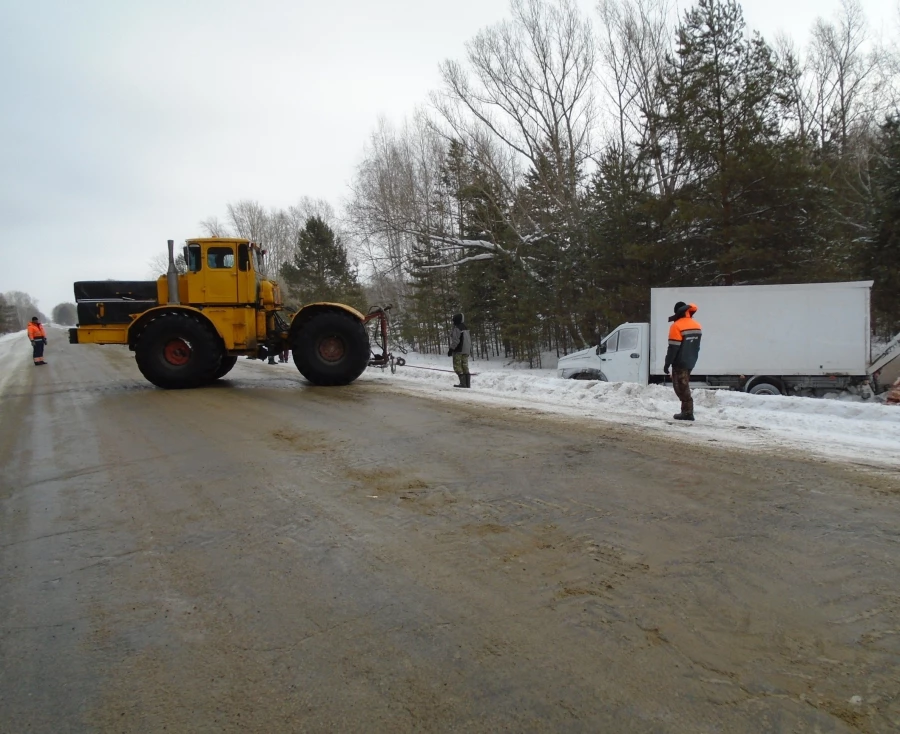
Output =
[
  {"x1": 364, "y1": 305, "x2": 406, "y2": 374},
  {"x1": 364, "y1": 305, "x2": 476, "y2": 375}
]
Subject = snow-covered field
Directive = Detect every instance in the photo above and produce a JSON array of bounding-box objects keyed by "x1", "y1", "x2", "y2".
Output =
[{"x1": 361, "y1": 351, "x2": 900, "y2": 470}]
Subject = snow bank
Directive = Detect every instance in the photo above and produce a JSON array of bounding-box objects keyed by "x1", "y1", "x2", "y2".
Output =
[
  {"x1": 0, "y1": 330, "x2": 25, "y2": 346},
  {"x1": 362, "y1": 351, "x2": 900, "y2": 469},
  {"x1": 0, "y1": 331, "x2": 30, "y2": 399}
]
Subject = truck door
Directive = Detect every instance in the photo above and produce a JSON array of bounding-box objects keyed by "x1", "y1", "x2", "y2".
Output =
[
  {"x1": 600, "y1": 326, "x2": 642, "y2": 383},
  {"x1": 202, "y1": 245, "x2": 239, "y2": 304}
]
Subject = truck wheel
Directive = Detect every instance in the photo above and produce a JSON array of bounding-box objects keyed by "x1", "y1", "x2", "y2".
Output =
[
  {"x1": 135, "y1": 313, "x2": 221, "y2": 389},
  {"x1": 292, "y1": 311, "x2": 369, "y2": 386},
  {"x1": 748, "y1": 381, "x2": 783, "y2": 396},
  {"x1": 213, "y1": 355, "x2": 238, "y2": 380},
  {"x1": 572, "y1": 372, "x2": 606, "y2": 381}
]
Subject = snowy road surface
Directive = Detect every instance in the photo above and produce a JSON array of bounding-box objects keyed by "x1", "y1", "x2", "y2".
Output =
[
  {"x1": 363, "y1": 351, "x2": 900, "y2": 470},
  {"x1": 1, "y1": 329, "x2": 899, "y2": 732}
]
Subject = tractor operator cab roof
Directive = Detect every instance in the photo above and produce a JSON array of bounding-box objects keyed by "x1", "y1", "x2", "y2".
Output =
[
  {"x1": 184, "y1": 238, "x2": 266, "y2": 256},
  {"x1": 181, "y1": 238, "x2": 267, "y2": 274},
  {"x1": 184, "y1": 237, "x2": 255, "y2": 246}
]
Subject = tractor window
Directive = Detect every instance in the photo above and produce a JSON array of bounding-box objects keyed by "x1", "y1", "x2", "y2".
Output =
[
  {"x1": 186, "y1": 244, "x2": 202, "y2": 272},
  {"x1": 253, "y1": 248, "x2": 266, "y2": 276},
  {"x1": 207, "y1": 247, "x2": 234, "y2": 269},
  {"x1": 238, "y1": 243, "x2": 250, "y2": 271}
]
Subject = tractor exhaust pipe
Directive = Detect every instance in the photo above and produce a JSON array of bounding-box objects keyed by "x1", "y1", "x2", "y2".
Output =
[{"x1": 166, "y1": 239, "x2": 180, "y2": 305}]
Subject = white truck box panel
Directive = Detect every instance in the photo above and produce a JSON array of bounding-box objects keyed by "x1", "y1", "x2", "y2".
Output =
[{"x1": 650, "y1": 282, "x2": 872, "y2": 376}]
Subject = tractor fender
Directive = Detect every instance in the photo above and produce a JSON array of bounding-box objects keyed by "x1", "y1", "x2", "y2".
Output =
[
  {"x1": 289, "y1": 302, "x2": 365, "y2": 337},
  {"x1": 127, "y1": 305, "x2": 221, "y2": 350}
]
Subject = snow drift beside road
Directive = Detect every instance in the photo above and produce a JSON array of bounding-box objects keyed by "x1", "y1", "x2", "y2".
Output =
[{"x1": 359, "y1": 352, "x2": 900, "y2": 469}]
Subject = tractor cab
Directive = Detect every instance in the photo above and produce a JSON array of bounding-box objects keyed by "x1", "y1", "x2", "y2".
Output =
[{"x1": 177, "y1": 238, "x2": 259, "y2": 306}]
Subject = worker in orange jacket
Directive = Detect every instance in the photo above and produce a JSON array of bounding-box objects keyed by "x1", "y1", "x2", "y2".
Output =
[
  {"x1": 27, "y1": 316, "x2": 48, "y2": 366},
  {"x1": 663, "y1": 302, "x2": 702, "y2": 421}
]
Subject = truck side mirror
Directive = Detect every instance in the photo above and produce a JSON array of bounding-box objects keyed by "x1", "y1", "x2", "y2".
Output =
[{"x1": 596, "y1": 343, "x2": 606, "y2": 356}]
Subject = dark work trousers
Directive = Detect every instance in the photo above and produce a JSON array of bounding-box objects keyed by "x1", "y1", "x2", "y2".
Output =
[
  {"x1": 672, "y1": 367, "x2": 693, "y2": 414},
  {"x1": 32, "y1": 338, "x2": 45, "y2": 363}
]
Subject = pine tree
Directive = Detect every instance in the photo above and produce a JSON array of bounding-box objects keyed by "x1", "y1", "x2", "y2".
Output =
[
  {"x1": 279, "y1": 217, "x2": 365, "y2": 310},
  {"x1": 582, "y1": 146, "x2": 668, "y2": 336},
  {"x1": 857, "y1": 115, "x2": 900, "y2": 334},
  {"x1": 442, "y1": 142, "x2": 517, "y2": 359},
  {"x1": 405, "y1": 236, "x2": 458, "y2": 353},
  {"x1": 654, "y1": 0, "x2": 824, "y2": 285}
]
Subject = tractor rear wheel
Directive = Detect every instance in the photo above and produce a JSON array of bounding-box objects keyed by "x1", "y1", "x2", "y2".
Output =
[
  {"x1": 292, "y1": 311, "x2": 369, "y2": 386},
  {"x1": 213, "y1": 355, "x2": 238, "y2": 380},
  {"x1": 135, "y1": 313, "x2": 221, "y2": 389}
]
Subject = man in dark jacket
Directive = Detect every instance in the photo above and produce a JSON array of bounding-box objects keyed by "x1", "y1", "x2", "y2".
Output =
[
  {"x1": 664, "y1": 301, "x2": 702, "y2": 421},
  {"x1": 447, "y1": 313, "x2": 472, "y2": 388}
]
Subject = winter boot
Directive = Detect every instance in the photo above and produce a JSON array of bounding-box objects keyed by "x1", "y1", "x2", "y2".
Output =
[
  {"x1": 464, "y1": 374, "x2": 471, "y2": 388},
  {"x1": 673, "y1": 411, "x2": 694, "y2": 421},
  {"x1": 453, "y1": 373, "x2": 465, "y2": 387}
]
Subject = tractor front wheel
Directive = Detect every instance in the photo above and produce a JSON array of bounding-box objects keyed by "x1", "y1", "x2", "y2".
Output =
[
  {"x1": 292, "y1": 311, "x2": 369, "y2": 386},
  {"x1": 135, "y1": 313, "x2": 221, "y2": 389}
]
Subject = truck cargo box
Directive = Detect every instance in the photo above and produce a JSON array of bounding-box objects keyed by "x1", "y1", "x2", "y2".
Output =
[{"x1": 650, "y1": 282, "x2": 873, "y2": 377}]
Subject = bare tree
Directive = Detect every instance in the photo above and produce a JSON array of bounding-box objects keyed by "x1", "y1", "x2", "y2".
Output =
[
  {"x1": 774, "y1": 33, "x2": 811, "y2": 142},
  {"x1": 2, "y1": 291, "x2": 44, "y2": 329},
  {"x1": 433, "y1": 0, "x2": 596, "y2": 218},
  {"x1": 347, "y1": 116, "x2": 448, "y2": 283},
  {"x1": 595, "y1": 0, "x2": 676, "y2": 195},
  {"x1": 805, "y1": 0, "x2": 880, "y2": 152},
  {"x1": 147, "y1": 252, "x2": 187, "y2": 278},
  {"x1": 226, "y1": 200, "x2": 270, "y2": 244},
  {"x1": 199, "y1": 216, "x2": 229, "y2": 237}
]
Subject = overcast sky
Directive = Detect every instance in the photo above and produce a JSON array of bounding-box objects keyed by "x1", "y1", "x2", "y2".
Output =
[{"x1": 0, "y1": 0, "x2": 895, "y2": 314}]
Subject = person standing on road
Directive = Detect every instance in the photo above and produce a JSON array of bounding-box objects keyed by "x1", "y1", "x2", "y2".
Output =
[
  {"x1": 447, "y1": 312, "x2": 472, "y2": 388},
  {"x1": 664, "y1": 302, "x2": 702, "y2": 421},
  {"x1": 27, "y1": 316, "x2": 48, "y2": 366}
]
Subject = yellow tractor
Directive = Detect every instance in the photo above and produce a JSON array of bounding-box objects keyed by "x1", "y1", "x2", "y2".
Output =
[{"x1": 69, "y1": 237, "x2": 373, "y2": 389}]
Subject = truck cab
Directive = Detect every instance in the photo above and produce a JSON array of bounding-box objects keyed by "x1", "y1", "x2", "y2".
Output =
[{"x1": 557, "y1": 323, "x2": 650, "y2": 384}]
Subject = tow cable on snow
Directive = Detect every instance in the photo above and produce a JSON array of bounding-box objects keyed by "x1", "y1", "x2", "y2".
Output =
[{"x1": 392, "y1": 363, "x2": 478, "y2": 376}]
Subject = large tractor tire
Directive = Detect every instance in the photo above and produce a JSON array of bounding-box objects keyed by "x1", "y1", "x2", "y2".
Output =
[
  {"x1": 212, "y1": 355, "x2": 238, "y2": 380},
  {"x1": 135, "y1": 312, "x2": 222, "y2": 389},
  {"x1": 292, "y1": 310, "x2": 370, "y2": 386}
]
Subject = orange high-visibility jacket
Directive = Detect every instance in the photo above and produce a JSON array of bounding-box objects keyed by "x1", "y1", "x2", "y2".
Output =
[
  {"x1": 27, "y1": 322, "x2": 46, "y2": 341},
  {"x1": 665, "y1": 304, "x2": 702, "y2": 372}
]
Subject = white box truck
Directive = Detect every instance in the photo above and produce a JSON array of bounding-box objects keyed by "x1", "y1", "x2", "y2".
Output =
[{"x1": 557, "y1": 281, "x2": 900, "y2": 396}]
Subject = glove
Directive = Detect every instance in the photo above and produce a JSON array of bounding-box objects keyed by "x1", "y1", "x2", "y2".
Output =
[
  {"x1": 447, "y1": 350, "x2": 453, "y2": 357},
  {"x1": 663, "y1": 364, "x2": 670, "y2": 375}
]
